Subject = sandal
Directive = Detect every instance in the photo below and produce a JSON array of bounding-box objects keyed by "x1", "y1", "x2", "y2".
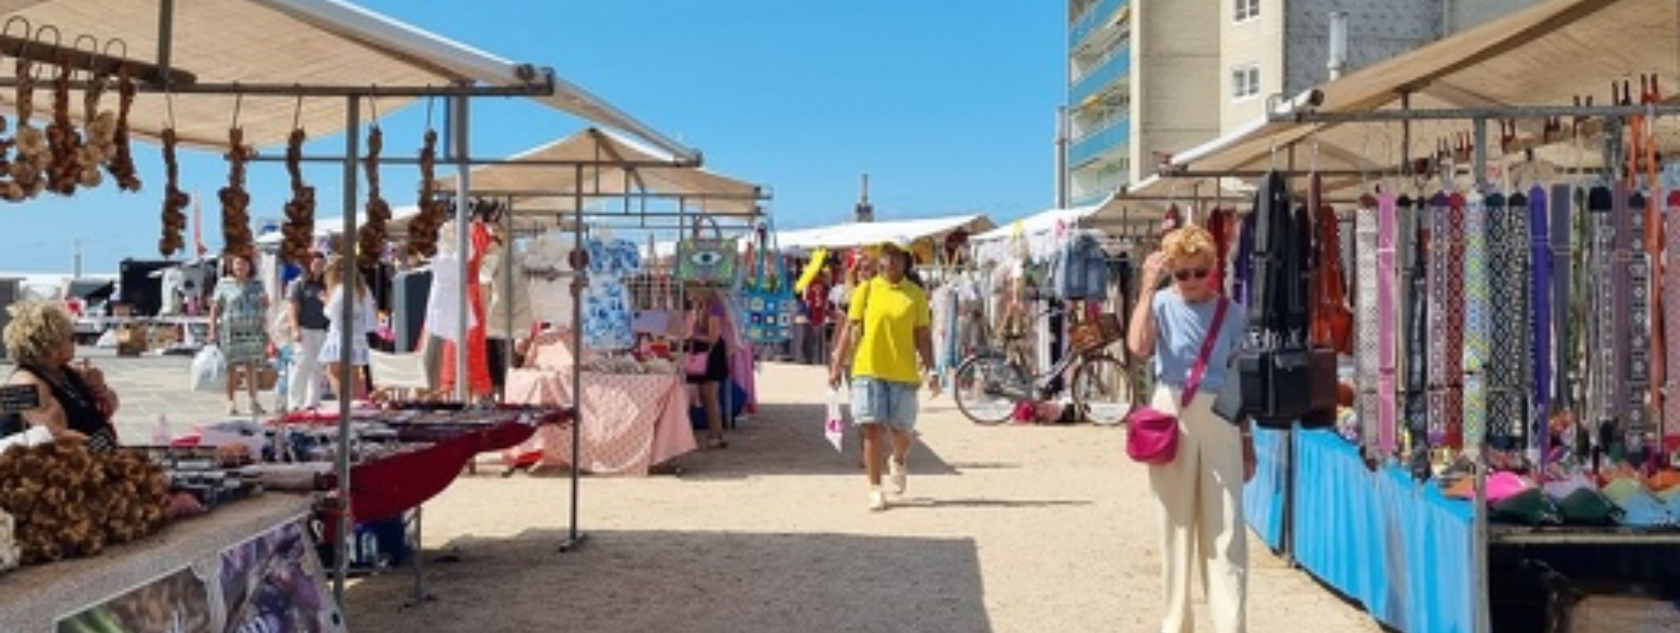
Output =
[{"x1": 706, "y1": 437, "x2": 729, "y2": 450}]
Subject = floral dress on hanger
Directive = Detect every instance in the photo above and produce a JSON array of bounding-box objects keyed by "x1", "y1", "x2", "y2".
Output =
[{"x1": 582, "y1": 237, "x2": 642, "y2": 351}]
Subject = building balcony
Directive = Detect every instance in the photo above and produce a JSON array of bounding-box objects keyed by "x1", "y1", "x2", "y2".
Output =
[
  {"x1": 1070, "y1": 0, "x2": 1129, "y2": 51},
  {"x1": 1068, "y1": 116, "x2": 1129, "y2": 167},
  {"x1": 1069, "y1": 48, "x2": 1130, "y2": 108}
]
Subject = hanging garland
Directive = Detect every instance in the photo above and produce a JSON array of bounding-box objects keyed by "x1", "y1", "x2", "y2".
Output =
[
  {"x1": 157, "y1": 126, "x2": 188, "y2": 257},
  {"x1": 356, "y1": 121, "x2": 392, "y2": 268},
  {"x1": 218, "y1": 100, "x2": 256, "y2": 259},
  {"x1": 281, "y1": 125, "x2": 316, "y2": 265},
  {"x1": 102, "y1": 65, "x2": 140, "y2": 192}
]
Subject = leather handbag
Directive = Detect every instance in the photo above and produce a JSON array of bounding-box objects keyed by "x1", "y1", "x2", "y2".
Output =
[{"x1": 1127, "y1": 298, "x2": 1230, "y2": 465}]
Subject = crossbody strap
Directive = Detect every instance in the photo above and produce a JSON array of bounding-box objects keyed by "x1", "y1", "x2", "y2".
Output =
[{"x1": 1181, "y1": 298, "x2": 1230, "y2": 407}]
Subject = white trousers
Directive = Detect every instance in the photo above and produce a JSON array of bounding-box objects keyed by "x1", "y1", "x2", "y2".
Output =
[
  {"x1": 289, "y1": 329, "x2": 328, "y2": 410},
  {"x1": 1147, "y1": 386, "x2": 1248, "y2": 633}
]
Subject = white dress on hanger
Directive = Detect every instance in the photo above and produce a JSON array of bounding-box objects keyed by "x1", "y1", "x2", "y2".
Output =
[{"x1": 424, "y1": 221, "x2": 475, "y2": 343}]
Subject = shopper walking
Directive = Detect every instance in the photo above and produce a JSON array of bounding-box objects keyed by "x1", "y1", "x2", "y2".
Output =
[
  {"x1": 286, "y1": 252, "x2": 330, "y2": 411},
  {"x1": 1124, "y1": 225, "x2": 1255, "y2": 633},
  {"x1": 828, "y1": 240, "x2": 938, "y2": 512},
  {"x1": 209, "y1": 252, "x2": 271, "y2": 416}
]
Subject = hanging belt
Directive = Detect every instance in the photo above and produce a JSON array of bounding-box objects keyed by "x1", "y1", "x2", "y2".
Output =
[
  {"x1": 1356, "y1": 196, "x2": 1381, "y2": 452},
  {"x1": 1625, "y1": 187, "x2": 1653, "y2": 457},
  {"x1": 1587, "y1": 185, "x2": 1618, "y2": 454},
  {"x1": 1528, "y1": 185, "x2": 1553, "y2": 465},
  {"x1": 1666, "y1": 189, "x2": 1680, "y2": 455},
  {"x1": 1462, "y1": 192, "x2": 1489, "y2": 455},
  {"x1": 1427, "y1": 192, "x2": 1450, "y2": 449},
  {"x1": 1377, "y1": 191, "x2": 1400, "y2": 458},
  {"x1": 1444, "y1": 193, "x2": 1467, "y2": 451},
  {"x1": 1550, "y1": 183, "x2": 1574, "y2": 416}
]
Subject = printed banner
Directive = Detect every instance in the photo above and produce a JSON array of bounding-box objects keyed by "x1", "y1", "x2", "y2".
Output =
[{"x1": 56, "y1": 567, "x2": 214, "y2": 633}]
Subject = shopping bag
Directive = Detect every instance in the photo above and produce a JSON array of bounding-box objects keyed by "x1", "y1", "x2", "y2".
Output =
[
  {"x1": 825, "y1": 389, "x2": 845, "y2": 452},
  {"x1": 191, "y1": 345, "x2": 227, "y2": 393},
  {"x1": 675, "y1": 239, "x2": 737, "y2": 285},
  {"x1": 742, "y1": 220, "x2": 796, "y2": 344}
]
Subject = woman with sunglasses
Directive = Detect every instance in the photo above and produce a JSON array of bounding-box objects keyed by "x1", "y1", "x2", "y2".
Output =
[{"x1": 1125, "y1": 225, "x2": 1254, "y2": 633}]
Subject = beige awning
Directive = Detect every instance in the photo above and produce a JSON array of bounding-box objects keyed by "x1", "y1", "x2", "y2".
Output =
[
  {"x1": 0, "y1": 0, "x2": 695, "y2": 159},
  {"x1": 437, "y1": 128, "x2": 765, "y2": 217},
  {"x1": 1099, "y1": 0, "x2": 1677, "y2": 216}
]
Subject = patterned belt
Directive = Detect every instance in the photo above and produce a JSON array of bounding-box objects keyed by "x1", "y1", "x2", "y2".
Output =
[
  {"x1": 1626, "y1": 187, "x2": 1652, "y2": 455},
  {"x1": 1403, "y1": 196, "x2": 1431, "y2": 460},
  {"x1": 1461, "y1": 192, "x2": 1489, "y2": 453},
  {"x1": 1427, "y1": 193, "x2": 1450, "y2": 448},
  {"x1": 1356, "y1": 200, "x2": 1381, "y2": 452},
  {"x1": 1377, "y1": 191, "x2": 1400, "y2": 458},
  {"x1": 1666, "y1": 190, "x2": 1680, "y2": 455},
  {"x1": 1444, "y1": 193, "x2": 1467, "y2": 451},
  {"x1": 1528, "y1": 185, "x2": 1553, "y2": 464},
  {"x1": 1588, "y1": 186, "x2": 1617, "y2": 444}
]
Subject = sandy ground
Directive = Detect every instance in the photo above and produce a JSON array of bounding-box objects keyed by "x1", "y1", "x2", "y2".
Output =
[{"x1": 309, "y1": 363, "x2": 1387, "y2": 633}]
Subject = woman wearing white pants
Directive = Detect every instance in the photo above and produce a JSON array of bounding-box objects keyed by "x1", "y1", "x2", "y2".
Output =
[
  {"x1": 287, "y1": 253, "x2": 330, "y2": 411},
  {"x1": 1126, "y1": 226, "x2": 1255, "y2": 633}
]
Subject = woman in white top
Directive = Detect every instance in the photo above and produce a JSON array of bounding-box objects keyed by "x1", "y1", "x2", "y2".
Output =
[{"x1": 318, "y1": 257, "x2": 376, "y2": 402}]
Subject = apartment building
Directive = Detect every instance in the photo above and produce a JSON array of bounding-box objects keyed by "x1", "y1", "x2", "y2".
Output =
[
  {"x1": 1065, "y1": 0, "x2": 1529, "y2": 202},
  {"x1": 1065, "y1": 0, "x2": 1219, "y2": 206}
]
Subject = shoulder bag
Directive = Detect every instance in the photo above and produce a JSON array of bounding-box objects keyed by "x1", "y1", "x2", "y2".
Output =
[{"x1": 1127, "y1": 298, "x2": 1230, "y2": 465}]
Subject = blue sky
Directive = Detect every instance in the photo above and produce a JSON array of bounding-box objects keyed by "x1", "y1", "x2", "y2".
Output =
[{"x1": 0, "y1": 2, "x2": 1065, "y2": 274}]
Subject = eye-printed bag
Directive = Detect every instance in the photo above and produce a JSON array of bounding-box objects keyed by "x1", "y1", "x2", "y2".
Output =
[{"x1": 675, "y1": 215, "x2": 738, "y2": 285}]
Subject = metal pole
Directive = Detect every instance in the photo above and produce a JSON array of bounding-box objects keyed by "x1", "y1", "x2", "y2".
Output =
[
  {"x1": 451, "y1": 94, "x2": 471, "y2": 403},
  {"x1": 154, "y1": 0, "x2": 175, "y2": 87},
  {"x1": 561, "y1": 162, "x2": 587, "y2": 552},
  {"x1": 332, "y1": 94, "x2": 360, "y2": 615},
  {"x1": 1470, "y1": 116, "x2": 1492, "y2": 633}
]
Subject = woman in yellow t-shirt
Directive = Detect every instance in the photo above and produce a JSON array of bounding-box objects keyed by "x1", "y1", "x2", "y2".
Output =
[{"x1": 828, "y1": 241, "x2": 938, "y2": 512}]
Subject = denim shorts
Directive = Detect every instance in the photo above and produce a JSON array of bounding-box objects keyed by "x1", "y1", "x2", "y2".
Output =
[{"x1": 851, "y1": 376, "x2": 920, "y2": 430}]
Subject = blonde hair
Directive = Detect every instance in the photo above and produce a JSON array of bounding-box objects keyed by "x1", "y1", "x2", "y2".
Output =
[
  {"x1": 1161, "y1": 225, "x2": 1217, "y2": 265},
  {"x1": 4, "y1": 300, "x2": 72, "y2": 366},
  {"x1": 324, "y1": 257, "x2": 369, "y2": 299}
]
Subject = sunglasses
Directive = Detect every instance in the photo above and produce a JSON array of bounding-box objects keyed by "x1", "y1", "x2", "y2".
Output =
[{"x1": 1173, "y1": 268, "x2": 1211, "y2": 282}]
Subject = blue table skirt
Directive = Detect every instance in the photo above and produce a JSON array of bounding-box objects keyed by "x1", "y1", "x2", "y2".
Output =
[{"x1": 1245, "y1": 428, "x2": 1476, "y2": 633}]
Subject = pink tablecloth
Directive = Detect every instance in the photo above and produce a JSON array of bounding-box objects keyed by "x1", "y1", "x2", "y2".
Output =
[{"x1": 503, "y1": 370, "x2": 696, "y2": 475}]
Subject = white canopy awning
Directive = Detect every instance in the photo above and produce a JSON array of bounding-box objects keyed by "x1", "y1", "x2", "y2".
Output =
[
  {"x1": 437, "y1": 128, "x2": 763, "y2": 217},
  {"x1": 776, "y1": 214, "x2": 995, "y2": 252},
  {"x1": 1098, "y1": 0, "x2": 1678, "y2": 214},
  {"x1": 0, "y1": 0, "x2": 694, "y2": 158},
  {"x1": 973, "y1": 204, "x2": 1102, "y2": 241}
]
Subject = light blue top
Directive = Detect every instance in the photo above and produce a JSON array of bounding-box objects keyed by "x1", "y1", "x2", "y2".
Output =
[{"x1": 1152, "y1": 291, "x2": 1246, "y2": 393}]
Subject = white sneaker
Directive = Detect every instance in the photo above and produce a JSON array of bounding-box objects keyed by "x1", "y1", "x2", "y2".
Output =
[
  {"x1": 888, "y1": 456, "x2": 908, "y2": 496},
  {"x1": 868, "y1": 489, "x2": 887, "y2": 512}
]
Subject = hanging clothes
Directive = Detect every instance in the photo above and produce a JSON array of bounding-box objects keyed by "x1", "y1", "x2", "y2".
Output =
[
  {"x1": 440, "y1": 220, "x2": 494, "y2": 398},
  {"x1": 580, "y1": 235, "x2": 643, "y2": 351}
]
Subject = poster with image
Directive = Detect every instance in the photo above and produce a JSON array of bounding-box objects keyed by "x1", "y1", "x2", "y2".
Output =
[
  {"x1": 56, "y1": 566, "x2": 214, "y2": 633},
  {"x1": 218, "y1": 521, "x2": 344, "y2": 633}
]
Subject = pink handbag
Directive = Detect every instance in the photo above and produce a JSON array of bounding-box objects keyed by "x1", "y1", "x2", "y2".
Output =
[{"x1": 1126, "y1": 299, "x2": 1230, "y2": 465}]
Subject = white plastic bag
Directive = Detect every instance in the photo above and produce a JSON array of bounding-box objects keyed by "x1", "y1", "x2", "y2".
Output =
[
  {"x1": 824, "y1": 389, "x2": 845, "y2": 453},
  {"x1": 191, "y1": 345, "x2": 227, "y2": 393}
]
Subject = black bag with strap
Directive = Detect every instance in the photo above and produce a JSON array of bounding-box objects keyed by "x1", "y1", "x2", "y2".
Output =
[{"x1": 1213, "y1": 171, "x2": 1336, "y2": 429}]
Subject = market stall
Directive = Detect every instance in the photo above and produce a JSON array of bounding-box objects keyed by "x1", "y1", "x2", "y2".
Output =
[
  {"x1": 428, "y1": 126, "x2": 767, "y2": 541},
  {"x1": 0, "y1": 0, "x2": 696, "y2": 626},
  {"x1": 1106, "y1": 1, "x2": 1680, "y2": 630}
]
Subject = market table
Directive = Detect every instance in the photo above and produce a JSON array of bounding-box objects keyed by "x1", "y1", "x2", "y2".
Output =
[
  {"x1": 503, "y1": 371, "x2": 696, "y2": 475},
  {"x1": 0, "y1": 494, "x2": 327, "y2": 633}
]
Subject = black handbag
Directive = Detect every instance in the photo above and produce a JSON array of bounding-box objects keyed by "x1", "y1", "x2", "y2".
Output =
[{"x1": 1218, "y1": 172, "x2": 1338, "y2": 430}]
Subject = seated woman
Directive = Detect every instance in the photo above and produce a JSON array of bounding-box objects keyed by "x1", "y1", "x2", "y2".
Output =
[{"x1": 1, "y1": 300, "x2": 120, "y2": 451}]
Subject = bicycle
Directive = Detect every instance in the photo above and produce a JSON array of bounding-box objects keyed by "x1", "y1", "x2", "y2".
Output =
[{"x1": 951, "y1": 309, "x2": 1137, "y2": 426}]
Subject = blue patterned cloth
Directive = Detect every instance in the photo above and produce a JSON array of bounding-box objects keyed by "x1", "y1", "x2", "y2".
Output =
[{"x1": 582, "y1": 237, "x2": 643, "y2": 351}]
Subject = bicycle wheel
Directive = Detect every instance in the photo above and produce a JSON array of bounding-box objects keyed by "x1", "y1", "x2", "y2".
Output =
[
  {"x1": 953, "y1": 354, "x2": 1019, "y2": 426},
  {"x1": 1070, "y1": 354, "x2": 1133, "y2": 426}
]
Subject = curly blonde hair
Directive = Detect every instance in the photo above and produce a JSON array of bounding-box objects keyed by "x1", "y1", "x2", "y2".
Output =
[
  {"x1": 1161, "y1": 225, "x2": 1217, "y2": 265},
  {"x1": 4, "y1": 300, "x2": 73, "y2": 366}
]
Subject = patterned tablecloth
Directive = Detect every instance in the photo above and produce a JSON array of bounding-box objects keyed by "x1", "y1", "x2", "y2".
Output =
[{"x1": 502, "y1": 370, "x2": 696, "y2": 475}]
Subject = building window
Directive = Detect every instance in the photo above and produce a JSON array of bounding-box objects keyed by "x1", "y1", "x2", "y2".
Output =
[
  {"x1": 1231, "y1": 65, "x2": 1260, "y2": 100},
  {"x1": 1234, "y1": 0, "x2": 1259, "y2": 22}
]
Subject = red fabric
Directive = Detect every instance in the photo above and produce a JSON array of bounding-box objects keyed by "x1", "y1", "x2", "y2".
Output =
[
  {"x1": 803, "y1": 281, "x2": 829, "y2": 326},
  {"x1": 440, "y1": 221, "x2": 494, "y2": 397}
]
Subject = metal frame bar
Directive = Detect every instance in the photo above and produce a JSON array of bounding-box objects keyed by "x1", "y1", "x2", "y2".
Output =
[
  {"x1": 249, "y1": 155, "x2": 695, "y2": 168},
  {"x1": 1273, "y1": 103, "x2": 1680, "y2": 124},
  {"x1": 332, "y1": 93, "x2": 359, "y2": 615}
]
